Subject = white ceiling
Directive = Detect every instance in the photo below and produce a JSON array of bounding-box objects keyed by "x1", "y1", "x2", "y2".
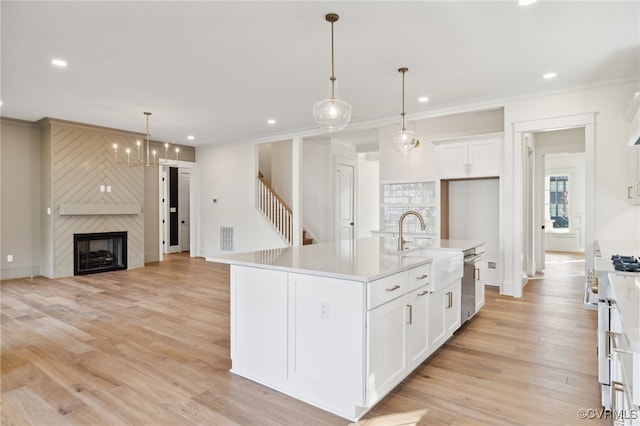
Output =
[{"x1": 2, "y1": 1, "x2": 639, "y2": 150}]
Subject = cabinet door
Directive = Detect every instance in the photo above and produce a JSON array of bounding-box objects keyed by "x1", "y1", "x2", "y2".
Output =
[
  {"x1": 439, "y1": 143, "x2": 468, "y2": 179},
  {"x1": 407, "y1": 287, "x2": 430, "y2": 370},
  {"x1": 468, "y1": 139, "x2": 500, "y2": 178},
  {"x1": 367, "y1": 296, "x2": 408, "y2": 405},
  {"x1": 445, "y1": 280, "x2": 462, "y2": 335},
  {"x1": 428, "y1": 288, "x2": 447, "y2": 352}
]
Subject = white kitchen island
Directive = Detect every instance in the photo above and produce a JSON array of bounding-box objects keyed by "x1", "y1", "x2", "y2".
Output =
[{"x1": 212, "y1": 236, "x2": 468, "y2": 421}]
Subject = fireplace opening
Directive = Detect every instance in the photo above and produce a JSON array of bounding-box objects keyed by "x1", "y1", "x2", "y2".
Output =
[{"x1": 74, "y1": 232, "x2": 127, "y2": 275}]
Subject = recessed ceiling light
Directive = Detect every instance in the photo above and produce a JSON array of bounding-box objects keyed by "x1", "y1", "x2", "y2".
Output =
[
  {"x1": 187, "y1": 135, "x2": 195, "y2": 140},
  {"x1": 51, "y1": 58, "x2": 68, "y2": 67},
  {"x1": 543, "y1": 72, "x2": 557, "y2": 79},
  {"x1": 518, "y1": 0, "x2": 538, "y2": 6},
  {"x1": 418, "y1": 96, "x2": 429, "y2": 103},
  {"x1": 267, "y1": 119, "x2": 276, "y2": 125}
]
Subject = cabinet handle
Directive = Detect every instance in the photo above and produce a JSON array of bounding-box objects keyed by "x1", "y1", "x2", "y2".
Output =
[
  {"x1": 416, "y1": 274, "x2": 428, "y2": 280},
  {"x1": 609, "y1": 331, "x2": 632, "y2": 355},
  {"x1": 446, "y1": 291, "x2": 453, "y2": 309},
  {"x1": 386, "y1": 284, "x2": 401, "y2": 292},
  {"x1": 406, "y1": 304, "x2": 413, "y2": 325},
  {"x1": 417, "y1": 290, "x2": 429, "y2": 296},
  {"x1": 475, "y1": 268, "x2": 480, "y2": 281},
  {"x1": 467, "y1": 163, "x2": 471, "y2": 175},
  {"x1": 628, "y1": 186, "x2": 634, "y2": 199},
  {"x1": 636, "y1": 182, "x2": 640, "y2": 197}
]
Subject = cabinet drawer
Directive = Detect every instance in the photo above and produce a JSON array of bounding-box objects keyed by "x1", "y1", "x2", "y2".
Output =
[
  {"x1": 408, "y1": 263, "x2": 431, "y2": 290},
  {"x1": 368, "y1": 271, "x2": 409, "y2": 310}
]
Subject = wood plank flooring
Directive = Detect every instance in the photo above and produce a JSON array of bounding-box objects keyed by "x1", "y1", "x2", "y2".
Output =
[{"x1": 1, "y1": 253, "x2": 607, "y2": 425}]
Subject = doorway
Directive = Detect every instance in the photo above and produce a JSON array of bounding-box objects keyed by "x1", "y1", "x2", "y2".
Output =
[
  {"x1": 161, "y1": 166, "x2": 192, "y2": 256},
  {"x1": 510, "y1": 113, "x2": 595, "y2": 298},
  {"x1": 528, "y1": 129, "x2": 587, "y2": 279}
]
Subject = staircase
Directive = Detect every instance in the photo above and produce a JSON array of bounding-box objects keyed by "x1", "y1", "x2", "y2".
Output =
[{"x1": 257, "y1": 173, "x2": 314, "y2": 246}]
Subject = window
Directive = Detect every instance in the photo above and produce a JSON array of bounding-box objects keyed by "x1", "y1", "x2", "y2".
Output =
[{"x1": 545, "y1": 174, "x2": 569, "y2": 230}]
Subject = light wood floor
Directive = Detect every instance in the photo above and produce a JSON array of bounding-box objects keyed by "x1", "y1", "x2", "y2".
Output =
[{"x1": 2, "y1": 253, "x2": 607, "y2": 425}]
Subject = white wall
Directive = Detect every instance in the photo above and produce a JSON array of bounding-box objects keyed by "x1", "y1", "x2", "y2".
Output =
[
  {"x1": 196, "y1": 143, "x2": 286, "y2": 258},
  {"x1": 270, "y1": 140, "x2": 292, "y2": 207},
  {"x1": 357, "y1": 153, "x2": 379, "y2": 238},
  {"x1": 302, "y1": 140, "x2": 332, "y2": 243}
]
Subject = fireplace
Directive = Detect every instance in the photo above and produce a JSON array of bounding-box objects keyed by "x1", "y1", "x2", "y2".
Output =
[{"x1": 74, "y1": 232, "x2": 127, "y2": 275}]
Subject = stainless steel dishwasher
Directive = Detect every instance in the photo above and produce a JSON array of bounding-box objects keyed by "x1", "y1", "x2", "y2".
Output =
[{"x1": 461, "y1": 246, "x2": 484, "y2": 324}]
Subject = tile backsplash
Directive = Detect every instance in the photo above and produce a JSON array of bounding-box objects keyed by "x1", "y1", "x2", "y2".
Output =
[{"x1": 381, "y1": 182, "x2": 436, "y2": 235}]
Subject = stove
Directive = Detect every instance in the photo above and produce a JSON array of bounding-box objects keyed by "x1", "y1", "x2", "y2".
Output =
[{"x1": 611, "y1": 254, "x2": 640, "y2": 273}]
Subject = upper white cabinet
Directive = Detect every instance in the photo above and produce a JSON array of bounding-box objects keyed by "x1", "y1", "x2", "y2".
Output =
[{"x1": 437, "y1": 134, "x2": 502, "y2": 179}]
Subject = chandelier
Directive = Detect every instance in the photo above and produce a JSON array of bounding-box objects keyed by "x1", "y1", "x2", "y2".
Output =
[
  {"x1": 389, "y1": 68, "x2": 420, "y2": 155},
  {"x1": 113, "y1": 112, "x2": 179, "y2": 166},
  {"x1": 312, "y1": 13, "x2": 352, "y2": 132}
]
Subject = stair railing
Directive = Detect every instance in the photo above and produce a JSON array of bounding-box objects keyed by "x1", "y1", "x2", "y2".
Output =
[{"x1": 257, "y1": 173, "x2": 292, "y2": 245}]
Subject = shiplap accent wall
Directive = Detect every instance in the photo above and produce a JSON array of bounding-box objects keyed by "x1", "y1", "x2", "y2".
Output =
[{"x1": 40, "y1": 118, "x2": 145, "y2": 278}]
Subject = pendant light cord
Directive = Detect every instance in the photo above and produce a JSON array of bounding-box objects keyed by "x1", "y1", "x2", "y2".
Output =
[{"x1": 399, "y1": 68, "x2": 408, "y2": 131}]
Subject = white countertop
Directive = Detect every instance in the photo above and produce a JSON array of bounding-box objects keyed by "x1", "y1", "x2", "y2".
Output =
[
  {"x1": 212, "y1": 236, "x2": 466, "y2": 281},
  {"x1": 609, "y1": 274, "x2": 640, "y2": 353}
]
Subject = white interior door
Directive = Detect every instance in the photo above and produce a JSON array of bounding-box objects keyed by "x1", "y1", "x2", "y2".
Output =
[
  {"x1": 335, "y1": 161, "x2": 355, "y2": 241},
  {"x1": 179, "y1": 170, "x2": 190, "y2": 252}
]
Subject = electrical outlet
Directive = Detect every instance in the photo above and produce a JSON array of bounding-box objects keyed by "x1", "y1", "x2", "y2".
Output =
[
  {"x1": 319, "y1": 301, "x2": 329, "y2": 319},
  {"x1": 7, "y1": 255, "x2": 13, "y2": 263},
  {"x1": 488, "y1": 261, "x2": 497, "y2": 269}
]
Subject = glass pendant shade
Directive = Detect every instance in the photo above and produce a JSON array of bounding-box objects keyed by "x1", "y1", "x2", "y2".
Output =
[
  {"x1": 313, "y1": 80, "x2": 352, "y2": 131},
  {"x1": 390, "y1": 128, "x2": 420, "y2": 155}
]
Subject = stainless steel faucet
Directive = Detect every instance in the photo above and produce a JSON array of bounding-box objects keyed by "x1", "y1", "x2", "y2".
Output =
[{"x1": 398, "y1": 210, "x2": 427, "y2": 251}]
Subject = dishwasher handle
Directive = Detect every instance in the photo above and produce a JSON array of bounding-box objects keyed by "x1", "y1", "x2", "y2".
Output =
[{"x1": 464, "y1": 253, "x2": 484, "y2": 264}]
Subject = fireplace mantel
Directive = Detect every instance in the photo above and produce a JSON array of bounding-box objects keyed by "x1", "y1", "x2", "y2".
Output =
[{"x1": 60, "y1": 204, "x2": 141, "y2": 216}]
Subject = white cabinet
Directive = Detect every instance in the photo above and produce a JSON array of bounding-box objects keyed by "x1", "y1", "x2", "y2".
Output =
[
  {"x1": 229, "y1": 256, "x2": 465, "y2": 422},
  {"x1": 428, "y1": 279, "x2": 462, "y2": 352},
  {"x1": 367, "y1": 291, "x2": 409, "y2": 405},
  {"x1": 366, "y1": 264, "x2": 432, "y2": 405},
  {"x1": 445, "y1": 280, "x2": 462, "y2": 335},
  {"x1": 407, "y1": 286, "x2": 431, "y2": 369},
  {"x1": 437, "y1": 136, "x2": 501, "y2": 179},
  {"x1": 627, "y1": 145, "x2": 640, "y2": 205},
  {"x1": 608, "y1": 279, "x2": 640, "y2": 426}
]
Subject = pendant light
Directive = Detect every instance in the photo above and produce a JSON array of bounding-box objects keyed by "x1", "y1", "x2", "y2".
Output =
[
  {"x1": 389, "y1": 68, "x2": 420, "y2": 155},
  {"x1": 312, "y1": 13, "x2": 352, "y2": 132}
]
